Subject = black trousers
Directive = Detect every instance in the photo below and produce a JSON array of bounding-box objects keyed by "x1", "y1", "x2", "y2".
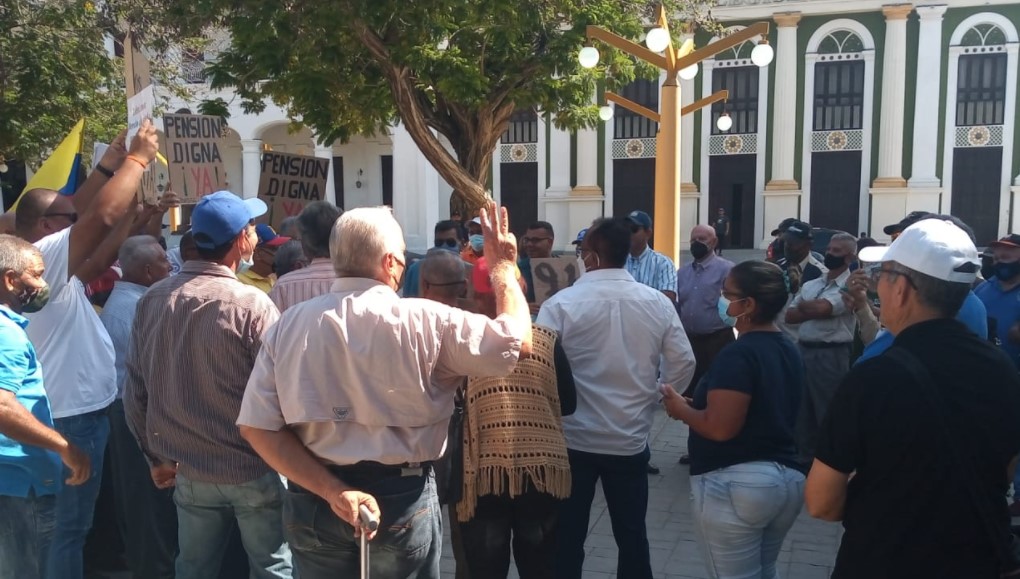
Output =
[
  {"x1": 684, "y1": 328, "x2": 736, "y2": 397},
  {"x1": 450, "y1": 488, "x2": 561, "y2": 579},
  {"x1": 107, "y1": 399, "x2": 179, "y2": 579}
]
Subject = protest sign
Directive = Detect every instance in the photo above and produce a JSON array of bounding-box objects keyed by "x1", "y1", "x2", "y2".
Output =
[
  {"x1": 530, "y1": 256, "x2": 582, "y2": 305},
  {"x1": 256, "y1": 151, "x2": 330, "y2": 229},
  {"x1": 162, "y1": 114, "x2": 227, "y2": 202},
  {"x1": 92, "y1": 143, "x2": 108, "y2": 169},
  {"x1": 127, "y1": 85, "x2": 155, "y2": 142}
]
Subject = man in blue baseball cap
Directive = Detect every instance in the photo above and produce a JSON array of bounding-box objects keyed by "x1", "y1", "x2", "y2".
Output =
[
  {"x1": 124, "y1": 191, "x2": 293, "y2": 579},
  {"x1": 571, "y1": 228, "x2": 588, "y2": 257}
]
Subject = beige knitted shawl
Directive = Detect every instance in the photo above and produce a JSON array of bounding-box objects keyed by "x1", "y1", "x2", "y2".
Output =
[{"x1": 456, "y1": 324, "x2": 572, "y2": 521}]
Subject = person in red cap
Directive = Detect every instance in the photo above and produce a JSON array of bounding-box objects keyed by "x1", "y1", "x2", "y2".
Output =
[{"x1": 238, "y1": 223, "x2": 291, "y2": 293}]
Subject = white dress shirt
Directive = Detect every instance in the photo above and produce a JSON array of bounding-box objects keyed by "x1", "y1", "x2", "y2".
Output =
[
  {"x1": 537, "y1": 268, "x2": 696, "y2": 455},
  {"x1": 238, "y1": 278, "x2": 524, "y2": 466}
]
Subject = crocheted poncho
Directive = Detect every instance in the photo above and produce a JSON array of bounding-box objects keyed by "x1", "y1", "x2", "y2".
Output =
[{"x1": 456, "y1": 324, "x2": 572, "y2": 521}]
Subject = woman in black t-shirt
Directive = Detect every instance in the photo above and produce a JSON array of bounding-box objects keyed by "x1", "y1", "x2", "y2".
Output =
[{"x1": 662, "y1": 260, "x2": 806, "y2": 579}]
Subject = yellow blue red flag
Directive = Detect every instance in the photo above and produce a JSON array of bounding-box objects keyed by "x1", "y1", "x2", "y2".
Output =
[{"x1": 14, "y1": 119, "x2": 85, "y2": 209}]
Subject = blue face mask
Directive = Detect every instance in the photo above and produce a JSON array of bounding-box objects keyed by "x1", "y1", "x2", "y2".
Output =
[
  {"x1": 717, "y1": 296, "x2": 746, "y2": 327},
  {"x1": 469, "y1": 234, "x2": 484, "y2": 253}
]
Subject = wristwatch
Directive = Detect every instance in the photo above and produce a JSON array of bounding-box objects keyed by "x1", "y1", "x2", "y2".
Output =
[{"x1": 95, "y1": 164, "x2": 114, "y2": 178}]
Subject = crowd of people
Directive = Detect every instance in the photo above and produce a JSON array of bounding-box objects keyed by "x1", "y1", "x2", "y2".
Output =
[{"x1": 2, "y1": 117, "x2": 1020, "y2": 579}]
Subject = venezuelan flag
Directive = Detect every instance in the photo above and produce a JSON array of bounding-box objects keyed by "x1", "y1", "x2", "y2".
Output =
[{"x1": 12, "y1": 119, "x2": 85, "y2": 209}]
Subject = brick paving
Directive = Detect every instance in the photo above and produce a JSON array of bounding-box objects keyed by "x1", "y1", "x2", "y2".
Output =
[{"x1": 439, "y1": 406, "x2": 842, "y2": 579}]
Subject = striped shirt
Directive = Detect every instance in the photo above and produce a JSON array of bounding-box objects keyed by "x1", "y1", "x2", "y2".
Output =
[
  {"x1": 124, "y1": 261, "x2": 280, "y2": 484},
  {"x1": 626, "y1": 247, "x2": 677, "y2": 296},
  {"x1": 268, "y1": 258, "x2": 336, "y2": 312}
]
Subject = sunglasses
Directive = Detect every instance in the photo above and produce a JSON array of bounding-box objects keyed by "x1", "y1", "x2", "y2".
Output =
[
  {"x1": 43, "y1": 212, "x2": 78, "y2": 223},
  {"x1": 434, "y1": 239, "x2": 459, "y2": 249}
]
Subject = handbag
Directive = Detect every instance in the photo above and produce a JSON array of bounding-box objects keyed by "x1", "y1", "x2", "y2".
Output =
[
  {"x1": 887, "y1": 347, "x2": 1020, "y2": 577},
  {"x1": 434, "y1": 384, "x2": 465, "y2": 505}
]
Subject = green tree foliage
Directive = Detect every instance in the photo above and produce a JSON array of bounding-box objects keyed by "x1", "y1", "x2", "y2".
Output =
[
  {"x1": 0, "y1": 0, "x2": 126, "y2": 167},
  {"x1": 120, "y1": 0, "x2": 715, "y2": 213}
]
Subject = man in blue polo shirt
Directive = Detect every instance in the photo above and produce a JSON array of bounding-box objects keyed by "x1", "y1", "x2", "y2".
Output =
[
  {"x1": 0, "y1": 234, "x2": 90, "y2": 579},
  {"x1": 977, "y1": 233, "x2": 1020, "y2": 370}
]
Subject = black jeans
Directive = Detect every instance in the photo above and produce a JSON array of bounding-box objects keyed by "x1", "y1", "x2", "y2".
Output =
[
  {"x1": 556, "y1": 447, "x2": 652, "y2": 579},
  {"x1": 450, "y1": 488, "x2": 560, "y2": 579},
  {"x1": 107, "y1": 400, "x2": 178, "y2": 579}
]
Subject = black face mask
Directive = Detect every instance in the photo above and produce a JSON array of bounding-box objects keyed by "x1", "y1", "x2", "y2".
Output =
[
  {"x1": 690, "y1": 241, "x2": 710, "y2": 260},
  {"x1": 994, "y1": 261, "x2": 1020, "y2": 281},
  {"x1": 823, "y1": 253, "x2": 846, "y2": 270}
]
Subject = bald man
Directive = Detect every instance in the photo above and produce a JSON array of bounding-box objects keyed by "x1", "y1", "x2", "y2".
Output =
[
  {"x1": 676, "y1": 225, "x2": 735, "y2": 392},
  {"x1": 420, "y1": 249, "x2": 468, "y2": 308}
]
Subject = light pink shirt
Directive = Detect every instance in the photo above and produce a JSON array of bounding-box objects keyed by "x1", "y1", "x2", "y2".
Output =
[
  {"x1": 238, "y1": 278, "x2": 524, "y2": 465},
  {"x1": 268, "y1": 258, "x2": 336, "y2": 312}
]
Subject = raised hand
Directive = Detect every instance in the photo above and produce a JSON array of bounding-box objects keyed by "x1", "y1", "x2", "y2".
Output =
[
  {"x1": 478, "y1": 200, "x2": 517, "y2": 268},
  {"x1": 129, "y1": 119, "x2": 160, "y2": 164},
  {"x1": 100, "y1": 129, "x2": 129, "y2": 170}
]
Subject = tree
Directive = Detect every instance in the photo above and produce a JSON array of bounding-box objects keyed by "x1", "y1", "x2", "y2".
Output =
[
  {"x1": 118, "y1": 0, "x2": 715, "y2": 214},
  {"x1": 0, "y1": 0, "x2": 126, "y2": 168}
]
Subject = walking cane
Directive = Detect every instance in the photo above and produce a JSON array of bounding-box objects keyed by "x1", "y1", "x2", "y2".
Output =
[{"x1": 359, "y1": 504, "x2": 379, "y2": 579}]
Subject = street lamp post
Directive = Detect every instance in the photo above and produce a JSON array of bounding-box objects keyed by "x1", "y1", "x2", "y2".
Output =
[{"x1": 580, "y1": 6, "x2": 773, "y2": 263}]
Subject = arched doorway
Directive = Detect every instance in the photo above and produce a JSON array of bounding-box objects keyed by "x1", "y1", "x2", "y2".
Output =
[{"x1": 802, "y1": 22, "x2": 876, "y2": 235}]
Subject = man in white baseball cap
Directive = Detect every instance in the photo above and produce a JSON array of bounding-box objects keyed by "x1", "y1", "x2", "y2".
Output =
[{"x1": 804, "y1": 218, "x2": 1020, "y2": 577}]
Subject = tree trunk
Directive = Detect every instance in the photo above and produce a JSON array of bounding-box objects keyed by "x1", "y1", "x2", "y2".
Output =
[{"x1": 353, "y1": 21, "x2": 512, "y2": 219}]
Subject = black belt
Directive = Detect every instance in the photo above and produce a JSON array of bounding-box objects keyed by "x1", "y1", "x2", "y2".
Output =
[
  {"x1": 799, "y1": 341, "x2": 852, "y2": 349},
  {"x1": 287, "y1": 461, "x2": 432, "y2": 494},
  {"x1": 688, "y1": 328, "x2": 734, "y2": 339}
]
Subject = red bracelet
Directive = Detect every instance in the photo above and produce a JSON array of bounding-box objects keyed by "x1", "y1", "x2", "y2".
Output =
[{"x1": 125, "y1": 154, "x2": 149, "y2": 169}]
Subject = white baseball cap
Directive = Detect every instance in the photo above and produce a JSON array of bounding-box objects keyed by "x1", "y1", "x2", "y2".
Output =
[
  {"x1": 470, "y1": 217, "x2": 482, "y2": 225},
  {"x1": 859, "y1": 219, "x2": 980, "y2": 284}
]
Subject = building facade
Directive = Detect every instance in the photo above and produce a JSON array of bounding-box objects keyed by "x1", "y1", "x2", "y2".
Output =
[{"x1": 174, "y1": 0, "x2": 1020, "y2": 253}]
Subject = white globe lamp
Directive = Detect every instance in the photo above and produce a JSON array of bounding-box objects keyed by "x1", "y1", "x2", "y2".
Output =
[
  {"x1": 716, "y1": 112, "x2": 733, "y2": 132},
  {"x1": 751, "y1": 39, "x2": 774, "y2": 67},
  {"x1": 578, "y1": 46, "x2": 600, "y2": 69},
  {"x1": 645, "y1": 27, "x2": 671, "y2": 53},
  {"x1": 598, "y1": 105, "x2": 615, "y2": 121},
  {"x1": 679, "y1": 63, "x2": 699, "y2": 81}
]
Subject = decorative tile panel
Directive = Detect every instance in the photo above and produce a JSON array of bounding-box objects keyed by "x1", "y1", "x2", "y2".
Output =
[
  {"x1": 709, "y1": 133, "x2": 758, "y2": 156},
  {"x1": 954, "y1": 125, "x2": 1004, "y2": 148},
  {"x1": 612, "y1": 138, "x2": 657, "y2": 159},
  {"x1": 811, "y1": 129, "x2": 863, "y2": 152},
  {"x1": 499, "y1": 143, "x2": 537, "y2": 163}
]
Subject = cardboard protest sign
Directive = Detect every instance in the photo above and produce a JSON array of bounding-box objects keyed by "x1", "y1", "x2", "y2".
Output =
[
  {"x1": 530, "y1": 256, "x2": 582, "y2": 305},
  {"x1": 162, "y1": 114, "x2": 227, "y2": 202},
  {"x1": 256, "y1": 151, "x2": 330, "y2": 229},
  {"x1": 127, "y1": 85, "x2": 155, "y2": 142}
]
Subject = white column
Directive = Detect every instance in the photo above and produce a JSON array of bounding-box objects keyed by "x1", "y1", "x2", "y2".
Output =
[
  {"x1": 313, "y1": 142, "x2": 337, "y2": 206},
  {"x1": 391, "y1": 124, "x2": 440, "y2": 252},
  {"x1": 240, "y1": 139, "x2": 262, "y2": 199},
  {"x1": 873, "y1": 4, "x2": 913, "y2": 188},
  {"x1": 909, "y1": 5, "x2": 948, "y2": 188},
  {"x1": 573, "y1": 111, "x2": 601, "y2": 194},
  {"x1": 767, "y1": 12, "x2": 802, "y2": 191},
  {"x1": 680, "y1": 34, "x2": 698, "y2": 194},
  {"x1": 547, "y1": 117, "x2": 571, "y2": 195}
]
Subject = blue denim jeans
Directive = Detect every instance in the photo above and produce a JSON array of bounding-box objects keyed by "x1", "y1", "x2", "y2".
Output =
[
  {"x1": 46, "y1": 410, "x2": 109, "y2": 579},
  {"x1": 283, "y1": 470, "x2": 441, "y2": 579},
  {"x1": 691, "y1": 461, "x2": 805, "y2": 579},
  {"x1": 0, "y1": 491, "x2": 56, "y2": 579},
  {"x1": 556, "y1": 447, "x2": 652, "y2": 579},
  {"x1": 173, "y1": 472, "x2": 293, "y2": 579}
]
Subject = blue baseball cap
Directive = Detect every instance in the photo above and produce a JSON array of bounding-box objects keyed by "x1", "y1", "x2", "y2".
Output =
[
  {"x1": 255, "y1": 223, "x2": 290, "y2": 248},
  {"x1": 628, "y1": 210, "x2": 653, "y2": 230},
  {"x1": 191, "y1": 191, "x2": 268, "y2": 250},
  {"x1": 571, "y1": 228, "x2": 588, "y2": 245}
]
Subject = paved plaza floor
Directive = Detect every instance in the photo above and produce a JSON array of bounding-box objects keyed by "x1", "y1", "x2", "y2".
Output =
[{"x1": 439, "y1": 406, "x2": 842, "y2": 579}]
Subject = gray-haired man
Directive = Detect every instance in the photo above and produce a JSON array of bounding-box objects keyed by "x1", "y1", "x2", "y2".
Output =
[{"x1": 785, "y1": 232, "x2": 858, "y2": 463}]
